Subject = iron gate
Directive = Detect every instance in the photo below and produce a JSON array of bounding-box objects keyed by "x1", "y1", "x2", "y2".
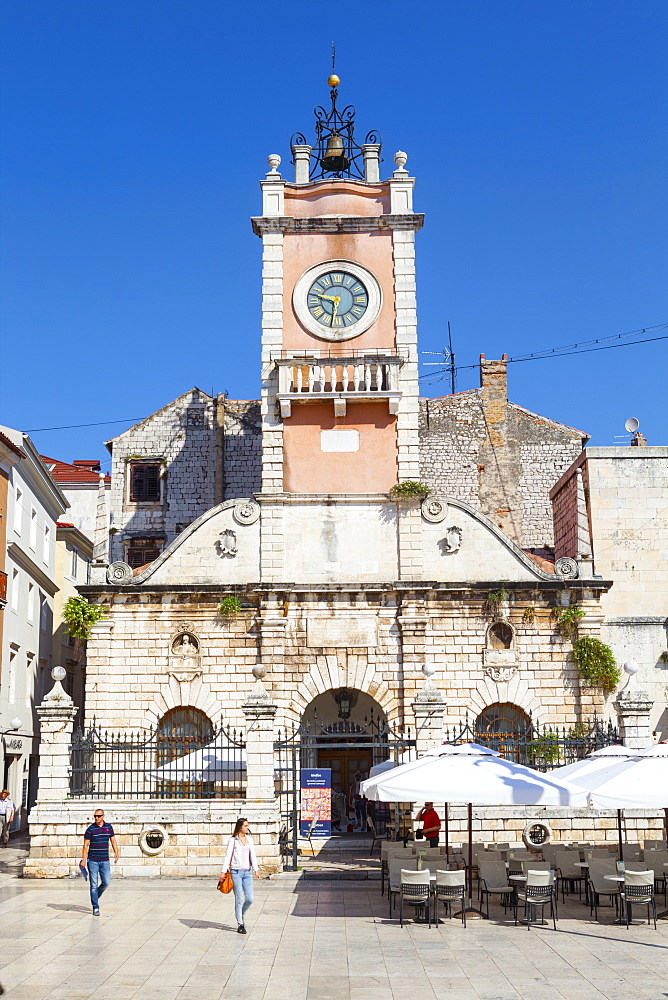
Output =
[{"x1": 274, "y1": 715, "x2": 416, "y2": 870}]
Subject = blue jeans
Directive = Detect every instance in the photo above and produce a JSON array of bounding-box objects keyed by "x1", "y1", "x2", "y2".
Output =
[
  {"x1": 230, "y1": 868, "x2": 254, "y2": 926},
  {"x1": 88, "y1": 860, "x2": 111, "y2": 910}
]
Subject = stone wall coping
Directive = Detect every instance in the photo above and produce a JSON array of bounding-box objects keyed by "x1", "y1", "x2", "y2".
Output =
[{"x1": 550, "y1": 446, "x2": 668, "y2": 500}]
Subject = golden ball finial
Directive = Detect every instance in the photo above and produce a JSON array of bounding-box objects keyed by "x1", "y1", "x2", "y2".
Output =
[{"x1": 328, "y1": 73, "x2": 340, "y2": 88}]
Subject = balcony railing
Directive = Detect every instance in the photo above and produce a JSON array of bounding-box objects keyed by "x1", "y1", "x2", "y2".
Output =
[{"x1": 275, "y1": 354, "x2": 403, "y2": 417}]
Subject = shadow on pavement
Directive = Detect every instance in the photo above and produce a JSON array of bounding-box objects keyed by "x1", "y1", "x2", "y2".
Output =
[{"x1": 179, "y1": 918, "x2": 232, "y2": 931}]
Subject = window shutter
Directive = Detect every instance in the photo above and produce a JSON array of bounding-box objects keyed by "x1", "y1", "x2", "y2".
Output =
[{"x1": 146, "y1": 465, "x2": 160, "y2": 501}]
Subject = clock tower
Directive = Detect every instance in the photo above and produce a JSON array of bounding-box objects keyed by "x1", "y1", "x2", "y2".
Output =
[{"x1": 252, "y1": 76, "x2": 423, "y2": 495}]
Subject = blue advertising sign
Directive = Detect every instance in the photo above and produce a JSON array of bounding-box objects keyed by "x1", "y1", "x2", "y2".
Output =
[{"x1": 300, "y1": 768, "x2": 332, "y2": 837}]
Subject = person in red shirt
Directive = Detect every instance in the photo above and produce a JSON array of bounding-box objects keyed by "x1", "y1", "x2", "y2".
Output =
[{"x1": 416, "y1": 803, "x2": 441, "y2": 847}]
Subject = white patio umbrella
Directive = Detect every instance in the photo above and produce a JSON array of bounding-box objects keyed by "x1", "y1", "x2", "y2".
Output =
[
  {"x1": 361, "y1": 742, "x2": 588, "y2": 917},
  {"x1": 150, "y1": 742, "x2": 246, "y2": 782},
  {"x1": 365, "y1": 744, "x2": 493, "y2": 854},
  {"x1": 551, "y1": 744, "x2": 635, "y2": 859},
  {"x1": 369, "y1": 749, "x2": 417, "y2": 777}
]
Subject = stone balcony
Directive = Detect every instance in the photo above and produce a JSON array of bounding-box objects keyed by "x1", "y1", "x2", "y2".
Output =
[{"x1": 274, "y1": 352, "x2": 404, "y2": 418}]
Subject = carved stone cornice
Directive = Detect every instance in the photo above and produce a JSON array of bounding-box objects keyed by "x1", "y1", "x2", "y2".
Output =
[{"x1": 251, "y1": 214, "x2": 425, "y2": 236}]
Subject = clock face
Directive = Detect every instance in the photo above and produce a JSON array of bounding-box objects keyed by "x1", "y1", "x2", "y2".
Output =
[
  {"x1": 293, "y1": 259, "x2": 382, "y2": 342},
  {"x1": 307, "y1": 270, "x2": 369, "y2": 331}
]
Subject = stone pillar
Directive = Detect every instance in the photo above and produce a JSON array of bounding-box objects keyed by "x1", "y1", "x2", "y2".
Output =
[
  {"x1": 243, "y1": 668, "x2": 278, "y2": 802},
  {"x1": 256, "y1": 593, "x2": 287, "y2": 682},
  {"x1": 292, "y1": 144, "x2": 312, "y2": 184},
  {"x1": 396, "y1": 501, "x2": 424, "y2": 580},
  {"x1": 361, "y1": 143, "x2": 380, "y2": 183},
  {"x1": 614, "y1": 664, "x2": 654, "y2": 749},
  {"x1": 242, "y1": 668, "x2": 281, "y2": 873},
  {"x1": 33, "y1": 667, "x2": 77, "y2": 803},
  {"x1": 412, "y1": 665, "x2": 447, "y2": 755}
]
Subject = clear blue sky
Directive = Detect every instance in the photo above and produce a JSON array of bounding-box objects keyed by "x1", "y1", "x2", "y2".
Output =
[{"x1": 2, "y1": 0, "x2": 666, "y2": 469}]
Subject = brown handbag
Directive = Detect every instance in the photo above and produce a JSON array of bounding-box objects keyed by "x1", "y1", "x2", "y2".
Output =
[{"x1": 218, "y1": 872, "x2": 233, "y2": 894}]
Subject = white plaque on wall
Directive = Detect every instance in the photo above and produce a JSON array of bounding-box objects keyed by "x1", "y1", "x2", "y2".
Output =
[
  {"x1": 320, "y1": 429, "x2": 360, "y2": 453},
  {"x1": 307, "y1": 617, "x2": 378, "y2": 648}
]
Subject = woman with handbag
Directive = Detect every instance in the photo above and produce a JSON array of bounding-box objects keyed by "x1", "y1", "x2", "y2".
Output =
[{"x1": 219, "y1": 817, "x2": 259, "y2": 934}]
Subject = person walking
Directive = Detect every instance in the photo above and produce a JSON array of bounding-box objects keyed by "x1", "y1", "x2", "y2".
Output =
[
  {"x1": 415, "y1": 802, "x2": 441, "y2": 847},
  {"x1": 220, "y1": 817, "x2": 259, "y2": 934},
  {"x1": 0, "y1": 790, "x2": 16, "y2": 847},
  {"x1": 80, "y1": 809, "x2": 119, "y2": 915}
]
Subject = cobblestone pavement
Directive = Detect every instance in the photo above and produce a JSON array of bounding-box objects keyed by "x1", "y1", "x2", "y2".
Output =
[{"x1": 2, "y1": 847, "x2": 668, "y2": 1000}]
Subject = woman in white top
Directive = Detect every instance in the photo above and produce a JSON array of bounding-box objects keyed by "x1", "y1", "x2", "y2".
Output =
[{"x1": 220, "y1": 817, "x2": 259, "y2": 934}]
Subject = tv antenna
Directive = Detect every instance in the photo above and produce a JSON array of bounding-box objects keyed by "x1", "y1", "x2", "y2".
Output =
[{"x1": 422, "y1": 321, "x2": 456, "y2": 394}]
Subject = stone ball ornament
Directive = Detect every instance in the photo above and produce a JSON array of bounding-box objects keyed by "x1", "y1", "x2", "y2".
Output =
[
  {"x1": 554, "y1": 556, "x2": 579, "y2": 580},
  {"x1": 394, "y1": 150, "x2": 408, "y2": 170},
  {"x1": 252, "y1": 664, "x2": 267, "y2": 680},
  {"x1": 107, "y1": 561, "x2": 133, "y2": 585},
  {"x1": 421, "y1": 662, "x2": 436, "y2": 678},
  {"x1": 623, "y1": 660, "x2": 639, "y2": 676},
  {"x1": 52, "y1": 666, "x2": 67, "y2": 683}
]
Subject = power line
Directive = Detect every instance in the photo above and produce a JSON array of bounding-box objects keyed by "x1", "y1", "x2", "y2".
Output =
[
  {"x1": 419, "y1": 321, "x2": 668, "y2": 382},
  {"x1": 26, "y1": 417, "x2": 146, "y2": 433}
]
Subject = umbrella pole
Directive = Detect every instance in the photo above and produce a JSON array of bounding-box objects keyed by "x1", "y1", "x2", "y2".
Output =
[
  {"x1": 664, "y1": 807, "x2": 668, "y2": 844},
  {"x1": 454, "y1": 802, "x2": 485, "y2": 919},
  {"x1": 657, "y1": 808, "x2": 668, "y2": 920},
  {"x1": 617, "y1": 809, "x2": 624, "y2": 862},
  {"x1": 444, "y1": 802, "x2": 449, "y2": 859}
]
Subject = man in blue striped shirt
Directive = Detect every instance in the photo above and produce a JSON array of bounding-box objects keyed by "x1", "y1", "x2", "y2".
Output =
[{"x1": 81, "y1": 810, "x2": 119, "y2": 915}]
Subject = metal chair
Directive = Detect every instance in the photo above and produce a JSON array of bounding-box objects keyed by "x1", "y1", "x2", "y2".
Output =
[
  {"x1": 620, "y1": 870, "x2": 657, "y2": 929},
  {"x1": 381, "y1": 848, "x2": 414, "y2": 897},
  {"x1": 554, "y1": 850, "x2": 587, "y2": 901},
  {"x1": 399, "y1": 869, "x2": 432, "y2": 927},
  {"x1": 477, "y1": 859, "x2": 514, "y2": 917},
  {"x1": 514, "y1": 870, "x2": 557, "y2": 931},
  {"x1": 366, "y1": 814, "x2": 383, "y2": 855},
  {"x1": 643, "y1": 849, "x2": 668, "y2": 903},
  {"x1": 434, "y1": 869, "x2": 467, "y2": 927},
  {"x1": 387, "y1": 858, "x2": 418, "y2": 916},
  {"x1": 587, "y1": 858, "x2": 620, "y2": 921}
]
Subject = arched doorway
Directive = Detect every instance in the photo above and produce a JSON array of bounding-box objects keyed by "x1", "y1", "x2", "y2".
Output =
[{"x1": 301, "y1": 689, "x2": 388, "y2": 811}]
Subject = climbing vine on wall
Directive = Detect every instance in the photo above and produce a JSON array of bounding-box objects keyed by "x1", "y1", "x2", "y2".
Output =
[
  {"x1": 572, "y1": 636, "x2": 621, "y2": 693},
  {"x1": 62, "y1": 596, "x2": 107, "y2": 644}
]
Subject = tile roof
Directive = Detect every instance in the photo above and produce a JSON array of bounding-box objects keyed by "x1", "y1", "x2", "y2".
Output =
[{"x1": 41, "y1": 456, "x2": 111, "y2": 485}]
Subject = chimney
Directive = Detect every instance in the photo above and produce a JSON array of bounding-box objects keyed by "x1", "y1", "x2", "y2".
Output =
[
  {"x1": 479, "y1": 354, "x2": 508, "y2": 405},
  {"x1": 631, "y1": 431, "x2": 647, "y2": 447}
]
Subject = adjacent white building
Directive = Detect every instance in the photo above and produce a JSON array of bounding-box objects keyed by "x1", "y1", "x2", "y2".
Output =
[{"x1": 0, "y1": 426, "x2": 67, "y2": 830}]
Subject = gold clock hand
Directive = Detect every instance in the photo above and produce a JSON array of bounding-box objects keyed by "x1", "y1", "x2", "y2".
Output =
[
  {"x1": 315, "y1": 294, "x2": 338, "y2": 302},
  {"x1": 331, "y1": 296, "x2": 340, "y2": 323}
]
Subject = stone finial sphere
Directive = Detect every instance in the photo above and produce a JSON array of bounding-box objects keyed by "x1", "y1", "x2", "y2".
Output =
[
  {"x1": 422, "y1": 662, "x2": 436, "y2": 678},
  {"x1": 267, "y1": 153, "x2": 281, "y2": 172},
  {"x1": 623, "y1": 660, "x2": 639, "y2": 675},
  {"x1": 394, "y1": 150, "x2": 408, "y2": 169},
  {"x1": 52, "y1": 665, "x2": 67, "y2": 682}
]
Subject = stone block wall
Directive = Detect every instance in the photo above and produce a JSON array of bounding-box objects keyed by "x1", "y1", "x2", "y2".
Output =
[
  {"x1": 24, "y1": 799, "x2": 280, "y2": 878},
  {"x1": 108, "y1": 389, "x2": 217, "y2": 561},
  {"x1": 418, "y1": 392, "x2": 585, "y2": 549},
  {"x1": 83, "y1": 587, "x2": 606, "y2": 735},
  {"x1": 222, "y1": 400, "x2": 262, "y2": 500}
]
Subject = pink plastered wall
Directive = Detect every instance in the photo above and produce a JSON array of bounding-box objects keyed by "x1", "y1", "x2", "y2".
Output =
[
  {"x1": 282, "y1": 231, "x2": 396, "y2": 354},
  {"x1": 283, "y1": 402, "x2": 398, "y2": 494}
]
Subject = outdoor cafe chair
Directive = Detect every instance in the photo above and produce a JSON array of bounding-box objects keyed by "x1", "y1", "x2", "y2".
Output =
[
  {"x1": 554, "y1": 850, "x2": 587, "y2": 901},
  {"x1": 434, "y1": 869, "x2": 467, "y2": 927},
  {"x1": 477, "y1": 859, "x2": 514, "y2": 918},
  {"x1": 620, "y1": 870, "x2": 657, "y2": 929},
  {"x1": 399, "y1": 869, "x2": 432, "y2": 927},
  {"x1": 366, "y1": 815, "x2": 384, "y2": 856},
  {"x1": 382, "y1": 848, "x2": 414, "y2": 897},
  {"x1": 645, "y1": 839, "x2": 667, "y2": 852},
  {"x1": 514, "y1": 870, "x2": 557, "y2": 931},
  {"x1": 587, "y1": 858, "x2": 620, "y2": 921},
  {"x1": 643, "y1": 849, "x2": 668, "y2": 902},
  {"x1": 388, "y1": 858, "x2": 418, "y2": 917}
]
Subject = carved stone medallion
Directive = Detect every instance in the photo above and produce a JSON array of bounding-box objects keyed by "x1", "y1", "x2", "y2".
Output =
[
  {"x1": 107, "y1": 561, "x2": 133, "y2": 585},
  {"x1": 439, "y1": 525, "x2": 462, "y2": 554},
  {"x1": 216, "y1": 529, "x2": 238, "y2": 557},
  {"x1": 233, "y1": 500, "x2": 261, "y2": 525},
  {"x1": 421, "y1": 498, "x2": 448, "y2": 523},
  {"x1": 554, "y1": 556, "x2": 579, "y2": 580}
]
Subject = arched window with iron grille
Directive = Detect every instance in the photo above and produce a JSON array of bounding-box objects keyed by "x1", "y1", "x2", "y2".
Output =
[{"x1": 157, "y1": 707, "x2": 214, "y2": 799}]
